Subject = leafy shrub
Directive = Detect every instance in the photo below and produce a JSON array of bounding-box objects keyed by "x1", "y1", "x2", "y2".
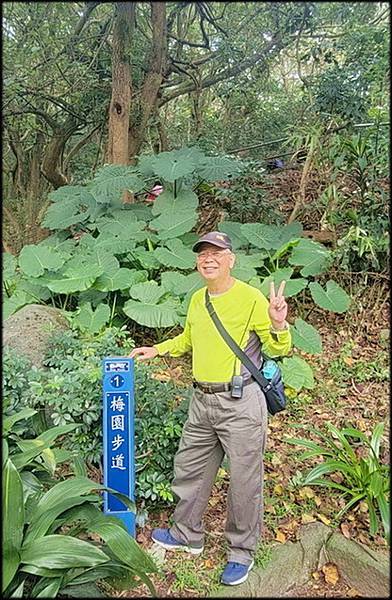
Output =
[
  {"x1": 2, "y1": 348, "x2": 33, "y2": 414},
  {"x1": 4, "y1": 327, "x2": 189, "y2": 505},
  {"x1": 285, "y1": 422, "x2": 390, "y2": 543},
  {"x1": 219, "y1": 159, "x2": 283, "y2": 224},
  {"x1": 2, "y1": 409, "x2": 157, "y2": 598}
]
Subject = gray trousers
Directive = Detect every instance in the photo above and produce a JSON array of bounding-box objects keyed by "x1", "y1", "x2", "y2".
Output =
[{"x1": 169, "y1": 381, "x2": 268, "y2": 565}]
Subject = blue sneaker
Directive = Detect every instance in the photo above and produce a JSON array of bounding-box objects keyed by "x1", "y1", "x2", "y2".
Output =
[
  {"x1": 151, "y1": 528, "x2": 204, "y2": 555},
  {"x1": 221, "y1": 560, "x2": 254, "y2": 585}
]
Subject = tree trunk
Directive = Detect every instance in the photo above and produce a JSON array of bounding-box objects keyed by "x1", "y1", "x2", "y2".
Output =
[
  {"x1": 41, "y1": 117, "x2": 79, "y2": 189},
  {"x1": 106, "y1": 2, "x2": 135, "y2": 165},
  {"x1": 128, "y1": 2, "x2": 167, "y2": 160}
]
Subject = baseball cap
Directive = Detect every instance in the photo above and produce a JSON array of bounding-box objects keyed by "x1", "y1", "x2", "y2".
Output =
[{"x1": 192, "y1": 231, "x2": 232, "y2": 252}]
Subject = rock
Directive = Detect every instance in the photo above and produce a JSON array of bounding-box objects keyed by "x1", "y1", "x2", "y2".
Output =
[
  {"x1": 209, "y1": 523, "x2": 389, "y2": 598},
  {"x1": 3, "y1": 304, "x2": 69, "y2": 368},
  {"x1": 325, "y1": 531, "x2": 389, "y2": 598},
  {"x1": 147, "y1": 542, "x2": 166, "y2": 567}
]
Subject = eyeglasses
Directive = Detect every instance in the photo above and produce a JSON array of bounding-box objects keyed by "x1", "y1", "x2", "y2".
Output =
[{"x1": 196, "y1": 249, "x2": 230, "y2": 261}]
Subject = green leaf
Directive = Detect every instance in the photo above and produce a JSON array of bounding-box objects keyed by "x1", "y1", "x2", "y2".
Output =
[
  {"x1": 154, "y1": 239, "x2": 195, "y2": 270},
  {"x1": 258, "y1": 268, "x2": 294, "y2": 297},
  {"x1": 129, "y1": 281, "x2": 166, "y2": 304},
  {"x1": 150, "y1": 147, "x2": 201, "y2": 182},
  {"x1": 2, "y1": 459, "x2": 24, "y2": 591},
  {"x1": 283, "y1": 278, "x2": 308, "y2": 297},
  {"x1": 369, "y1": 423, "x2": 384, "y2": 461},
  {"x1": 291, "y1": 318, "x2": 322, "y2": 354},
  {"x1": 2, "y1": 291, "x2": 30, "y2": 320},
  {"x1": 88, "y1": 165, "x2": 145, "y2": 204},
  {"x1": 123, "y1": 298, "x2": 179, "y2": 328},
  {"x1": 73, "y1": 303, "x2": 110, "y2": 333},
  {"x1": 197, "y1": 156, "x2": 243, "y2": 181},
  {"x1": 24, "y1": 496, "x2": 99, "y2": 545},
  {"x1": 129, "y1": 248, "x2": 161, "y2": 271},
  {"x1": 21, "y1": 535, "x2": 109, "y2": 569},
  {"x1": 19, "y1": 245, "x2": 65, "y2": 277},
  {"x1": 94, "y1": 268, "x2": 135, "y2": 292},
  {"x1": 42, "y1": 196, "x2": 89, "y2": 230},
  {"x1": 3, "y1": 252, "x2": 17, "y2": 282},
  {"x1": 3, "y1": 408, "x2": 38, "y2": 434},
  {"x1": 87, "y1": 516, "x2": 158, "y2": 574},
  {"x1": 309, "y1": 280, "x2": 350, "y2": 313},
  {"x1": 240, "y1": 223, "x2": 282, "y2": 250},
  {"x1": 218, "y1": 221, "x2": 249, "y2": 250},
  {"x1": 303, "y1": 460, "x2": 358, "y2": 484},
  {"x1": 95, "y1": 233, "x2": 131, "y2": 255},
  {"x1": 97, "y1": 217, "x2": 148, "y2": 242},
  {"x1": 152, "y1": 189, "x2": 198, "y2": 216},
  {"x1": 46, "y1": 261, "x2": 103, "y2": 294},
  {"x1": 161, "y1": 271, "x2": 202, "y2": 296},
  {"x1": 151, "y1": 209, "x2": 198, "y2": 239},
  {"x1": 376, "y1": 494, "x2": 390, "y2": 543},
  {"x1": 280, "y1": 355, "x2": 314, "y2": 391},
  {"x1": 33, "y1": 477, "x2": 133, "y2": 521},
  {"x1": 288, "y1": 238, "x2": 330, "y2": 276}
]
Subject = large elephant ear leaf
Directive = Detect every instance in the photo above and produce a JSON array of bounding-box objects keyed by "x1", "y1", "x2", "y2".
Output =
[
  {"x1": 154, "y1": 239, "x2": 195, "y2": 270},
  {"x1": 291, "y1": 318, "x2": 323, "y2": 354},
  {"x1": 197, "y1": 156, "x2": 243, "y2": 181},
  {"x1": 42, "y1": 188, "x2": 96, "y2": 230},
  {"x1": 152, "y1": 189, "x2": 198, "y2": 216},
  {"x1": 258, "y1": 268, "x2": 294, "y2": 296},
  {"x1": 3, "y1": 252, "x2": 17, "y2": 282},
  {"x1": 123, "y1": 297, "x2": 179, "y2": 328},
  {"x1": 45, "y1": 260, "x2": 104, "y2": 294},
  {"x1": 288, "y1": 238, "x2": 330, "y2": 277},
  {"x1": 129, "y1": 281, "x2": 166, "y2": 304},
  {"x1": 150, "y1": 148, "x2": 199, "y2": 182},
  {"x1": 309, "y1": 280, "x2": 350, "y2": 313},
  {"x1": 280, "y1": 355, "x2": 315, "y2": 391},
  {"x1": 94, "y1": 268, "x2": 136, "y2": 292},
  {"x1": 88, "y1": 165, "x2": 145, "y2": 205},
  {"x1": 73, "y1": 303, "x2": 110, "y2": 333},
  {"x1": 19, "y1": 245, "x2": 65, "y2": 277},
  {"x1": 161, "y1": 271, "x2": 202, "y2": 296},
  {"x1": 219, "y1": 221, "x2": 249, "y2": 250},
  {"x1": 151, "y1": 209, "x2": 198, "y2": 240},
  {"x1": 240, "y1": 223, "x2": 282, "y2": 250}
]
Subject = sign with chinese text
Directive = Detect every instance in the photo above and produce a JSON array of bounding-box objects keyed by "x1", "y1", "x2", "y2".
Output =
[{"x1": 102, "y1": 357, "x2": 135, "y2": 536}]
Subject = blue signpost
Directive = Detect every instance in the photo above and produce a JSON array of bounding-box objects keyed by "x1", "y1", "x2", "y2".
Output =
[{"x1": 102, "y1": 357, "x2": 135, "y2": 536}]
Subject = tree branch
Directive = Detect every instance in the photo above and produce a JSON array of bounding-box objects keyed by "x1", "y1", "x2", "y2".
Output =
[{"x1": 159, "y1": 34, "x2": 284, "y2": 106}]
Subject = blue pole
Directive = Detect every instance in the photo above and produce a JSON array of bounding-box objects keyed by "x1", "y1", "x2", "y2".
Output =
[{"x1": 102, "y1": 357, "x2": 136, "y2": 536}]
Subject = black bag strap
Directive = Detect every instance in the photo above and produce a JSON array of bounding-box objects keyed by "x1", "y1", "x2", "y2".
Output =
[{"x1": 204, "y1": 289, "x2": 272, "y2": 391}]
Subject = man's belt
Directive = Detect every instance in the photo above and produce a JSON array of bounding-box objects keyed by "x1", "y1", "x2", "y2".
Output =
[{"x1": 192, "y1": 378, "x2": 253, "y2": 394}]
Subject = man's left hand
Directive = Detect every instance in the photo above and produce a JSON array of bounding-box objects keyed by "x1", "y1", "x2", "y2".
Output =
[{"x1": 268, "y1": 281, "x2": 288, "y2": 329}]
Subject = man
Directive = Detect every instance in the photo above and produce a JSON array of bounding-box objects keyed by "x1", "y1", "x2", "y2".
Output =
[{"x1": 130, "y1": 231, "x2": 291, "y2": 586}]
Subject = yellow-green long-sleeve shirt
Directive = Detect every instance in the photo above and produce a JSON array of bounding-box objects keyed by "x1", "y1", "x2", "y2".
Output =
[{"x1": 154, "y1": 279, "x2": 291, "y2": 383}]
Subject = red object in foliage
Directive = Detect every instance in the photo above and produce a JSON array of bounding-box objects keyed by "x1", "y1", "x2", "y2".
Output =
[{"x1": 146, "y1": 185, "x2": 163, "y2": 202}]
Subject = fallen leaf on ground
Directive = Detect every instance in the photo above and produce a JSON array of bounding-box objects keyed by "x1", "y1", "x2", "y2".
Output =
[
  {"x1": 275, "y1": 530, "x2": 286, "y2": 543},
  {"x1": 301, "y1": 513, "x2": 316, "y2": 524},
  {"x1": 340, "y1": 523, "x2": 351, "y2": 539},
  {"x1": 317, "y1": 513, "x2": 331, "y2": 525},
  {"x1": 312, "y1": 570, "x2": 320, "y2": 580},
  {"x1": 273, "y1": 483, "x2": 284, "y2": 495},
  {"x1": 322, "y1": 563, "x2": 339, "y2": 585}
]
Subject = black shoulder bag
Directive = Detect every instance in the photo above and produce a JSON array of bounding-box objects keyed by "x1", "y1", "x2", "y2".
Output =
[{"x1": 205, "y1": 290, "x2": 287, "y2": 415}]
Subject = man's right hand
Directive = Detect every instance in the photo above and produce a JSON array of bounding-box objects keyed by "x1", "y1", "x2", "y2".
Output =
[{"x1": 129, "y1": 346, "x2": 159, "y2": 361}]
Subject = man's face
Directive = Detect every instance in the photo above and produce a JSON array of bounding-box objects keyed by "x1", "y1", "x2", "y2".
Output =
[{"x1": 196, "y1": 242, "x2": 235, "y2": 281}]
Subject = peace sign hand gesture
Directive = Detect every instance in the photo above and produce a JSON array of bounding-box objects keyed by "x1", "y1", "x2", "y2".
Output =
[{"x1": 268, "y1": 281, "x2": 288, "y2": 329}]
